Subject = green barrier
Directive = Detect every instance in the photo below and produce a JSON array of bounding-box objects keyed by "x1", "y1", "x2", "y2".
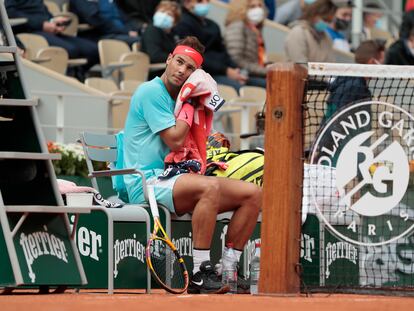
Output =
[
  {"x1": 0, "y1": 213, "x2": 86, "y2": 287},
  {"x1": 68, "y1": 206, "x2": 150, "y2": 292}
]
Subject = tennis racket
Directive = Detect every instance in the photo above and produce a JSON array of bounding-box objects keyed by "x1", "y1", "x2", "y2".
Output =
[{"x1": 145, "y1": 186, "x2": 189, "y2": 294}]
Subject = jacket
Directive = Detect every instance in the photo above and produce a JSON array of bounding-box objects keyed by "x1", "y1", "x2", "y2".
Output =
[
  {"x1": 141, "y1": 25, "x2": 176, "y2": 63},
  {"x1": 173, "y1": 8, "x2": 237, "y2": 76},
  {"x1": 284, "y1": 20, "x2": 335, "y2": 64},
  {"x1": 224, "y1": 21, "x2": 267, "y2": 77},
  {"x1": 385, "y1": 39, "x2": 414, "y2": 66},
  {"x1": 325, "y1": 76, "x2": 371, "y2": 122},
  {"x1": 115, "y1": 0, "x2": 160, "y2": 27},
  {"x1": 69, "y1": 0, "x2": 132, "y2": 38},
  {"x1": 5, "y1": 0, "x2": 52, "y2": 33}
]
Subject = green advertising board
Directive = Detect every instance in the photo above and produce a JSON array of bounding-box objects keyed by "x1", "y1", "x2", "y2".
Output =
[
  {"x1": 7, "y1": 213, "x2": 83, "y2": 285},
  {"x1": 0, "y1": 223, "x2": 16, "y2": 286},
  {"x1": 69, "y1": 207, "x2": 149, "y2": 290},
  {"x1": 170, "y1": 217, "x2": 261, "y2": 279}
]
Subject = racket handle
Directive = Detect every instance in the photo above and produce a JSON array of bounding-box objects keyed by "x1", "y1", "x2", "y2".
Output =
[{"x1": 147, "y1": 185, "x2": 160, "y2": 218}]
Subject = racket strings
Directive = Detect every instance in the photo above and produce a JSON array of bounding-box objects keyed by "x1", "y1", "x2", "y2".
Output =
[{"x1": 149, "y1": 238, "x2": 187, "y2": 292}]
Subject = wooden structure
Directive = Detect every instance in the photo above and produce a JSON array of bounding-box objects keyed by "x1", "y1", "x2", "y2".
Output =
[{"x1": 260, "y1": 63, "x2": 307, "y2": 294}]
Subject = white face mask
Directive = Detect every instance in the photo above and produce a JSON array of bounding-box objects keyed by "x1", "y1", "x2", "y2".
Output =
[{"x1": 246, "y1": 7, "x2": 265, "y2": 25}]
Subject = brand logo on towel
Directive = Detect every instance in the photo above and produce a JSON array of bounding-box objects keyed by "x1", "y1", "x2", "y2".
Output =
[
  {"x1": 310, "y1": 101, "x2": 414, "y2": 246},
  {"x1": 20, "y1": 226, "x2": 69, "y2": 283}
]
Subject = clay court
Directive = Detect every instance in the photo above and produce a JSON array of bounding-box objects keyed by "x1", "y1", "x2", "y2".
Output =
[{"x1": 2, "y1": 290, "x2": 414, "y2": 311}]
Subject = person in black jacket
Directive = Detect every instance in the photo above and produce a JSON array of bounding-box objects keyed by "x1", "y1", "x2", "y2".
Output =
[
  {"x1": 141, "y1": 1, "x2": 180, "y2": 78},
  {"x1": 385, "y1": 10, "x2": 414, "y2": 66},
  {"x1": 323, "y1": 39, "x2": 385, "y2": 124},
  {"x1": 115, "y1": 0, "x2": 162, "y2": 30},
  {"x1": 69, "y1": 0, "x2": 140, "y2": 46},
  {"x1": 5, "y1": 0, "x2": 99, "y2": 70},
  {"x1": 174, "y1": 0, "x2": 247, "y2": 92},
  {"x1": 141, "y1": 1, "x2": 180, "y2": 63}
]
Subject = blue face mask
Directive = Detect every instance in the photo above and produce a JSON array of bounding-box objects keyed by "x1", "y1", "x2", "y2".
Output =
[
  {"x1": 375, "y1": 19, "x2": 383, "y2": 29},
  {"x1": 314, "y1": 20, "x2": 329, "y2": 33},
  {"x1": 153, "y1": 11, "x2": 174, "y2": 30},
  {"x1": 193, "y1": 3, "x2": 211, "y2": 17}
]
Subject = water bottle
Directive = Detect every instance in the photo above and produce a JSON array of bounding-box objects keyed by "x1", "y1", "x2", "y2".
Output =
[
  {"x1": 250, "y1": 242, "x2": 261, "y2": 295},
  {"x1": 221, "y1": 242, "x2": 238, "y2": 294}
]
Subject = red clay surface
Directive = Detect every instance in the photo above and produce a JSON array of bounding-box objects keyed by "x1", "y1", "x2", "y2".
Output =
[{"x1": 1, "y1": 290, "x2": 414, "y2": 311}]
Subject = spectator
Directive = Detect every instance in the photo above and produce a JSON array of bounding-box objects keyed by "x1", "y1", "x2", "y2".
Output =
[
  {"x1": 326, "y1": 0, "x2": 353, "y2": 52},
  {"x1": 116, "y1": 0, "x2": 162, "y2": 31},
  {"x1": 69, "y1": 0, "x2": 140, "y2": 46},
  {"x1": 284, "y1": 0, "x2": 337, "y2": 64},
  {"x1": 141, "y1": 1, "x2": 180, "y2": 63},
  {"x1": 224, "y1": 0, "x2": 268, "y2": 88},
  {"x1": 385, "y1": 10, "x2": 414, "y2": 65},
  {"x1": 174, "y1": 0, "x2": 247, "y2": 92},
  {"x1": 5, "y1": 0, "x2": 99, "y2": 74},
  {"x1": 325, "y1": 39, "x2": 385, "y2": 122},
  {"x1": 361, "y1": 3, "x2": 383, "y2": 41},
  {"x1": 141, "y1": 1, "x2": 181, "y2": 78}
]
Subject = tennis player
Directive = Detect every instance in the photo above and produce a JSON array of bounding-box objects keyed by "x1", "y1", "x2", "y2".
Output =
[{"x1": 122, "y1": 36, "x2": 262, "y2": 294}]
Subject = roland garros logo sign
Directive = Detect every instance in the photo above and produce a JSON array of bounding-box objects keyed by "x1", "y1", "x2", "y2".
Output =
[{"x1": 310, "y1": 101, "x2": 414, "y2": 246}]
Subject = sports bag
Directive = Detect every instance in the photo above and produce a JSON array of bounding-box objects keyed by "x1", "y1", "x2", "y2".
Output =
[{"x1": 205, "y1": 147, "x2": 264, "y2": 186}]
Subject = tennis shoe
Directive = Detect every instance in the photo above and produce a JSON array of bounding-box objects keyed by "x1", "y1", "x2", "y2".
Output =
[{"x1": 187, "y1": 261, "x2": 230, "y2": 294}]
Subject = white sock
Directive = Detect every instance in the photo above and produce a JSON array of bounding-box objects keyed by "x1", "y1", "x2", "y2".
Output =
[
  {"x1": 222, "y1": 246, "x2": 242, "y2": 268},
  {"x1": 193, "y1": 249, "x2": 210, "y2": 274}
]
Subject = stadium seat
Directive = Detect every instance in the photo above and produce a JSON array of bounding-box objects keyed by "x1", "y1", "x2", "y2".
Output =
[
  {"x1": 237, "y1": 86, "x2": 266, "y2": 149},
  {"x1": 119, "y1": 51, "x2": 150, "y2": 81},
  {"x1": 17, "y1": 33, "x2": 87, "y2": 71},
  {"x1": 44, "y1": 0, "x2": 61, "y2": 15},
  {"x1": 120, "y1": 79, "x2": 143, "y2": 93},
  {"x1": 98, "y1": 39, "x2": 133, "y2": 81},
  {"x1": 37, "y1": 46, "x2": 68, "y2": 74},
  {"x1": 215, "y1": 84, "x2": 242, "y2": 150}
]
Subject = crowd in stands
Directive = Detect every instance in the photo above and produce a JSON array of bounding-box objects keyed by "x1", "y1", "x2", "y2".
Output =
[{"x1": 4, "y1": 0, "x2": 414, "y2": 85}]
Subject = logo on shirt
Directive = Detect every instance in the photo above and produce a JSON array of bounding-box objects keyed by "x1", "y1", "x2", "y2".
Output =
[{"x1": 309, "y1": 101, "x2": 414, "y2": 246}]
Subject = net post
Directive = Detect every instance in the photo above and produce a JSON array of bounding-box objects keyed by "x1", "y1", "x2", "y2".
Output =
[{"x1": 260, "y1": 63, "x2": 307, "y2": 294}]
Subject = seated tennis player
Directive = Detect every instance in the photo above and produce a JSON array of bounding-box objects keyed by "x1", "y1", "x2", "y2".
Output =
[{"x1": 122, "y1": 36, "x2": 262, "y2": 294}]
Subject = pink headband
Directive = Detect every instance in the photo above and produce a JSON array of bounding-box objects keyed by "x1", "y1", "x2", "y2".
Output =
[{"x1": 172, "y1": 45, "x2": 203, "y2": 68}]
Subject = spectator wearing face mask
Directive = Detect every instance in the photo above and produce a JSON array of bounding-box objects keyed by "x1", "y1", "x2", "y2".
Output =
[
  {"x1": 284, "y1": 0, "x2": 337, "y2": 64},
  {"x1": 361, "y1": 3, "x2": 383, "y2": 41},
  {"x1": 174, "y1": 0, "x2": 247, "y2": 92},
  {"x1": 224, "y1": 0, "x2": 268, "y2": 88},
  {"x1": 326, "y1": 0, "x2": 353, "y2": 52},
  {"x1": 385, "y1": 10, "x2": 414, "y2": 66},
  {"x1": 141, "y1": 1, "x2": 180, "y2": 65}
]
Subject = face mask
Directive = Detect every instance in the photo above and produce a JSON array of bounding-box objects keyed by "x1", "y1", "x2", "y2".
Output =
[
  {"x1": 334, "y1": 17, "x2": 350, "y2": 31},
  {"x1": 314, "y1": 20, "x2": 329, "y2": 33},
  {"x1": 247, "y1": 7, "x2": 265, "y2": 25},
  {"x1": 375, "y1": 19, "x2": 383, "y2": 29},
  {"x1": 153, "y1": 11, "x2": 174, "y2": 30},
  {"x1": 304, "y1": 0, "x2": 316, "y2": 4},
  {"x1": 193, "y1": 3, "x2": 210, "y2": 17}
]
